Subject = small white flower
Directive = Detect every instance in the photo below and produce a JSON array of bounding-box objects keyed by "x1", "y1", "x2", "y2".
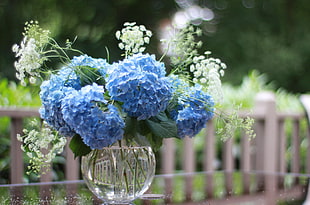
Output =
[
  {"x1": 200, "y1": 77, "x2": 207, "y2": 84},
  {"x1": 118, "y1": 43, "x2": 124, "y2": 50},
  {"x1": 13, "y1": 37, "x2": 43, "y2": 86},
  {"x1": 115, "y1": 31, "x2": 121, "y2": 40},
  {"x1": 12, "y1": 44, "x2": 19, "y2": 53},
  {"x1": 139, "y1": 47, "x2": 146, "y2": 53},
  {"x1": 139, "y1": 25, "x2": 146, "y2": 31},
  {"x1": 144, "y1": 37, "x2": 150, "y2": 44},
  {"x1": 220, "y1": 69, "x2": 225, "y2": 77},
  {"x1": 124, "y1": 22, "x2": 136, "y2": 27},
  {"x1": 221, "y1": 62, "x2": 227, "y2": 69},
  {"x1": 116, "y1": 22, "x2": 152, "y2": 55},
  {"x1": 146, "y1": 30, "x2": 152, "y2": 37},
  {"x1": 29, "y1": 76, "x2": 37, "y2": 84}
]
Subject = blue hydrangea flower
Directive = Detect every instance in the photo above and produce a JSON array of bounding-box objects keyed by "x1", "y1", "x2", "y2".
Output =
[
  {"x1": 39, "y1": 69, "x2": 79, "y2": 137},
  {"x1": 69, "y1": 54, "x2": 110, "y2": 76},
  {"x1": 57, "y1": 67, "x2": 81, "y2": 90},
  {"x1": 106, "y1": 53, "x2": 172, "y2": 120},
  {"x1": 61, "y1": 83, "x2": 125, "y2": 149},
  {"x1": 169, "y1": 78, "x2": 215, "y2": 138}
]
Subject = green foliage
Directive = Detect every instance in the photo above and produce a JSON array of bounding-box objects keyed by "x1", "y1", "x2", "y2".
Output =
[
  {"x1": 0, "y1": 78, "x2": 41, "y2": 183},
  {"x1": 123, "y1": 112, "x2": 177, "y2": 152},
  {"x1": 221, "y1": 70, "x2": 271, "y2": 109},
  {"x1": 192, "y1": 71, "x2": 306, "y2": 173},
  {"x1": 78, "y1": 66, "x2": 106, "y2": 86},
  {"x1": 221, "y1": 70, "x2": 303, "y2": 112},
  {"x1": 0, "y1": 78, "x2": 41, "y2": 107},
  {"x1": 1, "y1": 0, "x2": 176, "y2": 80},
  {"x1": 2, "y1": 1, "x2": 310, "y2": 92},
  {"x1": 69, "y1": 135, "x2": 91, "y2": 158},
  {"x1": 146, "y1": 112, "x2": 178, "y2": 139},
  {"x1": 202, "y1": 0, "x2": 310, "y2": 93}
]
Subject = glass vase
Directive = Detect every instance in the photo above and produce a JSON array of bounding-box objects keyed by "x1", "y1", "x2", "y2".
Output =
[{"x1": 81, "y1": 140, "x2": 156, "y2": 204}]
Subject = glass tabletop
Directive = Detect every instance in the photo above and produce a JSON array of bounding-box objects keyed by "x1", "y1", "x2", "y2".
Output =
[{"x1": 1, "y1": 171, "x2": 309, "y2": 204}]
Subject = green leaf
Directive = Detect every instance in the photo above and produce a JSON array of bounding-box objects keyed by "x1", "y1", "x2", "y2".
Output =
[
  {"x1": 123, "y1": 113, "x2": 177, "y2": 151},
  {"x1": 124, "y1": 116, "x2": 139, "y2": 139},
  {"x1": 124, "y1": 116, "x2": 151, "y2": 137},
  {"x1": 144, "y1": 133, "x2": 163, "y2": 152},
  {"x1": 77, "y1": 66, "x2": 106, "y2": 86},
  {"x1": 69, "y1": 134, "x2": 91, "y2": 158},
  {"x1": 146, "y1": 111, "x2": 178, "y2": 139}
]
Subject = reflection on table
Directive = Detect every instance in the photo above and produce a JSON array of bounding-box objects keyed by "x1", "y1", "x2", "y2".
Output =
[{"x1": 1, "y1": 171, "x2": 309, "y2": 205}]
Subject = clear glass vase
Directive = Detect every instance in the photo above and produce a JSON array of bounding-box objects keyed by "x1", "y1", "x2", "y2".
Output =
[{"x1": 81, "y1": 140, "x2": 156, "y2": 204}]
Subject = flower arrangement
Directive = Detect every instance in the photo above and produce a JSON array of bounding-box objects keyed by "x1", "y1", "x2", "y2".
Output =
[{"x1": 13, "y1": 21, "x2": 254, "y2": 174}]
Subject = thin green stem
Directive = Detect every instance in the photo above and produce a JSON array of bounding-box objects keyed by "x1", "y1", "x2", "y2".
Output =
[{"x1": 118, "y1": 140, "x2": 130, "y2": 193}]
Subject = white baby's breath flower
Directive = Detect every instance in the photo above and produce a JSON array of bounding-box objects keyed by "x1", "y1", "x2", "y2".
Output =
[
  {"x1": 146, "y1": 30, "x2": 152, "y2": 37},
  {"x1": 116, "y1": 22, "x2": 152, "y2": 56},
  {"x1": 12, "y1": 21, "x2": 53, "y2": 86},
  {"x1": 13, "y1": 37, "x2": 42, "y2": 85},
  {"x1": 29, "y1": 76, "x2": 37, "y2": 84},
  {"x1": 187, "y1": 53, "x2": 226, "y2": 103},
  {"x1": 139, "y1": 25, "x2": 146, "y2": 31},
  {"x1": 16, "y1": 134, "x2": 22, "y2": 141},
  {"x1": 17, "y1": 120, "x2": 67, "y2": 175},
  {"x1": 200, "y1": 77, "x2": 207, "y2": 84},
  {"x1": 115, "y1": 30, "x2": 121, "y2": 40},
  {"x1": 12, "y1": 44, "x2": 19, "y2": 53}
]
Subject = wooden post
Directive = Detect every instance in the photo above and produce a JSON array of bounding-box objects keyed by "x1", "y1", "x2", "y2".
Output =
[
  {"x1": 278, "y1": 119, "x2": 286, "y2": 188},
  {"x1": 65, "y1": 139, "x2": 80, "y2": 204},
  {"x1": 299, "y1": 94, "x2": 310, "y2": 205},
  {"x1": 10, "y1": 118, "x2": 24, "y2": 204},
  {"x1": 291, "y1": 119, "x2": 300, "y2": 185},
  {"x1": 161, "y1": 138, "x2": 175, "y2": 203},
  {"x1": 65, "y1": 139, "x2": 80, "y2": 180},
  {"x1": 10, "y1": 118, "x2": 24, "y2": 184},
  {"x1": 203, "y1": 120, "x2": 215, "y2": 198},
  {"x1": 223, "y1": 137, "x2": 233, "y2": 196},
  {"x1": 183, "y1": 136, "x2": 195, "y2": 201},
  {"x1": 241, "y1": 132, "x2": 251, "y2": 194},
  {"x1": 254, "y1": 91, "x2": 278, "y2": 204}
]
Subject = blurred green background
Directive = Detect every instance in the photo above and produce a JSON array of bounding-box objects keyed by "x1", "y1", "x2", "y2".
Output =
[{"x1": 1, "y1": 0, "x2": 310, "y2": 93}]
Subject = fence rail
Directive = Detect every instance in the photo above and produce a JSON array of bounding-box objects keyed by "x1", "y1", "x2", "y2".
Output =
[
  {"x1": 159, "y1": 91, "x2": 310, "y2": 204},
  {"x1": 1, "y1": 91, "x2": 310, "y2": 204}
]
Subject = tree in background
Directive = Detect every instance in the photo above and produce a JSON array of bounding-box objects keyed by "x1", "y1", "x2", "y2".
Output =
[
  {"x1": 0, "y1": 0, "x2": 176, "y2": 79},
  {"x1": 1, "y1": 0, "x2": 310, "y2": 93},
  {"x1": 199, "y1": 0, "x2": 310, "y2": 93}
]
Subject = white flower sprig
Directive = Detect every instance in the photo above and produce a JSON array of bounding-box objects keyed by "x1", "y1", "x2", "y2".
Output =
[
  {"x1": 12, "y1": 21, "x2": 50, "y2": 86},
  {"x1": 12, "y1": 21, "x2": 82, "y2": 86},
  {"x1": 116, "y1": 22, "x2": 152, "y2": 57},
  {"x1": 17, "y1": 120, "x2": 67, "y2": 175},
  {"x1": 190, "y1": 52, "x2": 227, "y2": 103},
  {"x1": 12, "y1": 38, "x2": 42, "y2": 86},
  {"x1": 161, "y1": 25, "x2": 203, "y2": 73}
]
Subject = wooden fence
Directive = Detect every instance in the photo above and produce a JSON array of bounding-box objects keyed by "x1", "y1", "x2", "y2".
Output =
[
  {"x1": 1, "y1": 91, "x2": 310, "y2": 204},
  {"x1": 159, "y1": 91, "x2": 310, "y2": 204}
]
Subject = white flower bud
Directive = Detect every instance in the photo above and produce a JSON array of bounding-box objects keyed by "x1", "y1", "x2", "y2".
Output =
[{"x1": 115, "y1": 31, "x2": 121, "y2": 40}]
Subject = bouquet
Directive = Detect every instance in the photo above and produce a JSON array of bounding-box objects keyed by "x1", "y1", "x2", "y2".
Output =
[{"x1": 12, "y1": 21, "x2": 254, "y2": 174}]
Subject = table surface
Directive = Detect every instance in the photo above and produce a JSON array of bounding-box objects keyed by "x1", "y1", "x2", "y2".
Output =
[{"x1": 1, "y1": 171, "x2": 310, "y2": 205}]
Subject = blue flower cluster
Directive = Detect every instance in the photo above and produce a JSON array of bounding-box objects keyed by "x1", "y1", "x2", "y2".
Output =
[
  {"x1": 169, "y1": 78, "x2": 215, "y2": 138},
  {"x1": 39, "y1": 53, "x2": 216, "y2": 151},
  {"x1": 39, "y1": 67, "x2": 79, "y2": 137},
  {"x1": 69, "y1": 54, "x2": 110, "y2": 76},
  {"x1": 61, "y1": 84, "x2": 125, "y2": 149},
  {"x1": 106, "y1": 53, "x2": 172, "y2": 120},
  {"x1": 39, "y1": 55, "x2": 115, "y2": 148}
]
